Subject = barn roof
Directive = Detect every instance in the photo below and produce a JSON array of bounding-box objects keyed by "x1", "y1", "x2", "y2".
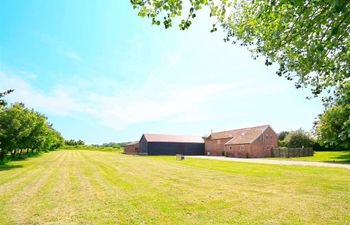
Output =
[
  {"x1": 210, "y1": 125, "x2": 270, "y2": 144},
  {"x1": 143, "y1": 133, "x2": 204, "y2": 143},
  {"x1": 125, "y1": 141, "x2": 139, "y2": 146}
]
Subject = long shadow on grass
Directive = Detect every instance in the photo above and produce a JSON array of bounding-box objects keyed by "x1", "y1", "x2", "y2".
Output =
[
  {"x1": 326, "y1": 152, "x2": 350, "y2": 164},
  {"x1": 0, "y1": 164, "x2": 23, "y2": 171}
]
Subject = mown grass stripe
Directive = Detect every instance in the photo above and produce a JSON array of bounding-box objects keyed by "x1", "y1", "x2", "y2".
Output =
[{"x1": 0, "y1": 150, "x2": 349, "y2": 225}]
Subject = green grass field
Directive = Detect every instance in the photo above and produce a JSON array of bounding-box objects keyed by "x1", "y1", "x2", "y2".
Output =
[
  {"x1": 270, "y1": 151, "x2": 350, "y2": 164},
  {"x1": 0, "y1": 150, "x2": 349, "y2": 225}
]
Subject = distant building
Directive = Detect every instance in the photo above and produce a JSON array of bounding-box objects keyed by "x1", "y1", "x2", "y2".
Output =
[
  {"x1": 124, "y1": 141, "x2": 139, "y2": 155},
  {"x1": 138, "y1": 133, "x2": 204, "y2": 155},
  {"x1": 204, "y1": 125, "x2": 278, "y2": 158}
]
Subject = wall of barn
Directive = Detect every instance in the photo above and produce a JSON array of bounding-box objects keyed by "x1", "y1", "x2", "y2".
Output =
[
  {"x1": 225, "y1": 144, "x2": 251, "y2": 158},
  {"x1": 124, "y1": 144, "x2": 139, "y2": 155},
  {"x1": 138, "y1": 136, "x2": 148, "y2": 155},
  {"x1": 224, "y1": 142, "x2": 269, "y2": 158},
  {"x1": 260, "y1": 126, "x2": 278, "y2": 149},
  {"x1": 205, "y1": 137, "x2": 232, "y2": 156},
  {"x1": 224, "y1": 127, "x2": 278, "y2": 158},
  {"x1": 147, "y1": 142, "x2": 204, "y2": 155},
  {"x1": 251, "y1": 126, "x2": 278, "y2": 157},
  {"x1": 124, "y1": 145, "x2": 134, "y2": 154}
]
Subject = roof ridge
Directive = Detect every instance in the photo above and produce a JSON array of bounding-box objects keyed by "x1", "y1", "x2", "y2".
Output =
[
  {"x1": 212, "y1": 124, "x2": 270, "y2": 135},
  {"x1": 250, "y1": 125, "x2": 270, "y2": 144},
  {"x1": 143, "y1": 133, "x2": 204, "y2": 143},
  {"x1": 144, "y1": 133, "x2": 201, "y2": 137}
]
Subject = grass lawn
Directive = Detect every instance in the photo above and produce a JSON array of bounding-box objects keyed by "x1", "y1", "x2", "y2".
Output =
[
  {"x1": 0, "y1": 150, "x2": 349, "y2": 225},
  {"x1": 270, "y1": 151, "x2": 350, "y2": 164}
]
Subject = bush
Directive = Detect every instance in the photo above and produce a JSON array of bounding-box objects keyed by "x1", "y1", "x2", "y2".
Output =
[
  {"x1": 278, "y1": 140, "x2": 287, "y2": 147},
  {"x1": 284, "y1": 129, "x2": 314, "y2": 148},
  {"x1": 62, "y1": 144, "x2": 123, "y2": 152},
  {"x1": 278, "y1": 131, "x2": 289, "y2": 141}
]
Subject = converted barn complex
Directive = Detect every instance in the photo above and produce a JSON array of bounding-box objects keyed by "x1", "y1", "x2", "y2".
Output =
[
  {"x1": 138, "y1": 134, "x2": 204, "y2": 155},
  {"x1": 124, "y1": 125, "x2": 278, "y2": 158},
  {"x1": 205, "y1": 125, "x2": 278, "y2": 157}
]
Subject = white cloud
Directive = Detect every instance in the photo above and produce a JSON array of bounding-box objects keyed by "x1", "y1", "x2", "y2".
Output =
[
  {"x1": 0, "y1": 70, "x2": 288, "y2": 131},
  {"x1": 171, "y1": 112, "x2": 244, "y2": 123},
  {"x1": 165, "y1": 53, "x2": 182, "y2": 66},
  {"x1": 0, "y1": 72, "x2": 89, "y2": 116},
  {"x1": 85, "y1": 80, "x2": 241, "y2": 130},
  {"x1": 19, "y1": 70, "x2": 38, "y2": 79},
  {"x1": 63, "y1": 50, "x2": 82, "y2": 62}
]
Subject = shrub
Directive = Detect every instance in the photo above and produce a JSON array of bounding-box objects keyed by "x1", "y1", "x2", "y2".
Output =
[
  {"x1": 278, "y1": 140, "x2": 287, "y2": 147},
  {"x1": 284, "y1": 129, "x2": 314, "y2": 148},
  {"x1": 278, "y1": 131, "x2": 289, "y2": 141}
]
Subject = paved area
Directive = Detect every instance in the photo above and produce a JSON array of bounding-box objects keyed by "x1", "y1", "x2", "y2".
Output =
[{"x1": 188, "y1": 156, "x2": 350, "y2": 170}]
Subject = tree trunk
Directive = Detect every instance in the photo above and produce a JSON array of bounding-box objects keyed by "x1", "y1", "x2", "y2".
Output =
[
  {"x1": 11, "y1": 149, "x2": 17, "y2": 158},
  {"x1": 0, "y1": 151, "x2": 4, "y2": 161}
]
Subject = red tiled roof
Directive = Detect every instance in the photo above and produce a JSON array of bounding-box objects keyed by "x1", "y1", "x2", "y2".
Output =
[
  {"x1": 143, "y1": 133, "x2": 204, "y2": 143},
  {"x1": 210, "y1": 125, "x2": 270, "y2": 144}
]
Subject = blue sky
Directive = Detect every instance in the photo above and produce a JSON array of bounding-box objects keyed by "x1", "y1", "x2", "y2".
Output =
[{"x1": 0, "y1": 0, "x2": 324, "y2": 144}]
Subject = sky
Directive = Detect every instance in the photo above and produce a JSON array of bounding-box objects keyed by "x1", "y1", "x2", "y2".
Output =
[{"x1": 0, "y1": 0, "x2": 324, "y2": 144}]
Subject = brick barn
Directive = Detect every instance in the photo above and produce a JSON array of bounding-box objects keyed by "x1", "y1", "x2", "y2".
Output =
[
  {"x1": 205, "y1": 125, "x2": 278, "y2": 158},
  {"x1": 138, "y1": 133, "x2": 204, "y2": 155},
  {"x1": 124, "y1": 141, "x2": 139, "y2": 154}
]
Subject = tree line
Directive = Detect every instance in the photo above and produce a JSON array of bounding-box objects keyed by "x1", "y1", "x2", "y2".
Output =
[{"x1": 0, "y1": 91, "x2": 64, "y2": 163}]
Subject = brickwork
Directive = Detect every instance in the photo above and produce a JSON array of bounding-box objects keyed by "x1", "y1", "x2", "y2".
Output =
[
  {"x1": 124, "y1": 142, "x2": 139, "y2": 155},
  {"x1": 204, "y1": 138, "x2": 232, "y2": 156},
  {"x1": 223, "y1": 126, "x2": 278, "y2": 158}
]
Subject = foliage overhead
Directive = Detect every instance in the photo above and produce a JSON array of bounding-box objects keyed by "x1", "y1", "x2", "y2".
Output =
[
  {"x1": 130, "y1": 0, "x2": 350, "y2": 97},
  {"x1": 0, "y1": 90, "x2": 14, "y2": 108}
]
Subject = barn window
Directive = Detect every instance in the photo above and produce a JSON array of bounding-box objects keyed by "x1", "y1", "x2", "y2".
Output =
[
  {"x1": 230, "y1": 146, "x2": 232, "y2": 150},
  {"x1": 240, "y1": 145, "x2": 245, "y2": 150}
]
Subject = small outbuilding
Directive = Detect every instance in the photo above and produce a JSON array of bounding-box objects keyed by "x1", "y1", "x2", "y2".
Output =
[
  {"x1": 138, "y1": 133, "x2": 204, "y2": 155},
  {"x1": 124, "y1": 141, "x2": 139, "y2": 155}
]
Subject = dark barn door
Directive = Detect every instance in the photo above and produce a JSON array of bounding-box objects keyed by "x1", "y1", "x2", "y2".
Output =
[{"x1": 177, "y1": 143, "x2": 185, "y2": 155}]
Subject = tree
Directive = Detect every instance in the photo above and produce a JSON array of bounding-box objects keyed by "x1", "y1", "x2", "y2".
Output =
[
  {"x1": 0, "y1": 90, "x2": 13, "y2": 108},
  {"x1": 0, "y1": 103, "x2": 32, "y2": 159},
  {"x1": 316, "y1": 82, "x2": 350, "y2": 149},
  {"x1": 284, "y1": 129, "x2": 314, "y2": 148},
  {"x1": 64, "y1": 139, "x2": 85, "y2": 146},
  {"x1": 0, "y1": 89, "x2": 14, "y2": 160},
  {"x1": 0, "y1": 103, "x2": 63, "y2": 161},
  {"x1": 277, "y1": 131, "x2": 289, "y2": 147},
  {"x1": 76, "y1": 140, "x2": 85, "y2": 145},
  {"x1": 130, "y1": 0, "x2": 350, "y2": 98},
  {"x1": 41, "y1": 128, "x2": 64, "y2": 152},
  {"x1": 278, "y1": 131, "x2": 289, "y2": 141}
]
